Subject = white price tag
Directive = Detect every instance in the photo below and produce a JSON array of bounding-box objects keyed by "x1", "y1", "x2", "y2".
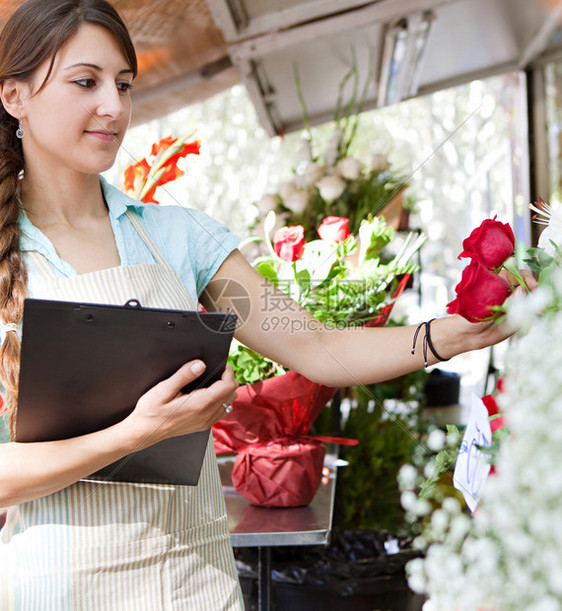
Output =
[{"x1": 453, "y1": 393, "x2": 492, "y2": 512}]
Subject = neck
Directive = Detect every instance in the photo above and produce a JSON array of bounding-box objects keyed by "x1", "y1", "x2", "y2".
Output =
[{"x1": 20, "y1": 167, "x2": 106, "y2": 228}]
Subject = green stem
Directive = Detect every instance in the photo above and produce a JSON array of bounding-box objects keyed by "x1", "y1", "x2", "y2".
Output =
[{"x1": 501, "y1": 255, "x2": 530, "y2": 292}]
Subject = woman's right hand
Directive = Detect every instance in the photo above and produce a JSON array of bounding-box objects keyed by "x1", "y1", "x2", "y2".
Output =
[
  {"x1": 0, "y1": 360, "x2": 238, "y2": 507},
  {"x1": 126, "y1": 360, "x2": 238, "y2": 448}
]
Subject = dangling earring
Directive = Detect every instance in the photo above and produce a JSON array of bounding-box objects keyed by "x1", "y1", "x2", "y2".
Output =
[{"x1": 16, "y1": 119, "x2": 24, "y2": 139}]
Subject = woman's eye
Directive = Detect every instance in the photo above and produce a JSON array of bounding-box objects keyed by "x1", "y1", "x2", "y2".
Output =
[
  {"x1": 74, "y1": 78, "x2": 96, "y2": 89},
  {"x1": 117, "y1": 82, "x2": 133, "y2": 93}
]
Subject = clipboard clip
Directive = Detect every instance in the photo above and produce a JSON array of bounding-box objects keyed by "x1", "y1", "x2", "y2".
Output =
[{"x1": 124, "y1": 299, "x2": 143, "y2": 309}]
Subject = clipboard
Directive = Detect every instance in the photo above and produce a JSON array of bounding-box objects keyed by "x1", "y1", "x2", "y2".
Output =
[{"x1": 16, "y1": 298, "x2": 237, "y2": 486}]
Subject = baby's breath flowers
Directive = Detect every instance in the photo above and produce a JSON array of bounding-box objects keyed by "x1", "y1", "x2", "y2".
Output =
[{"x1": 397, "y1": 204, "x2": 562, "y2": 609}]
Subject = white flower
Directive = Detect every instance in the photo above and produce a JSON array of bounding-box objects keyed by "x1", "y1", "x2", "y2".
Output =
[
  {"x1": 316, "y1": 175, "x2": 346, "y2": 202},
  {"x1": 530, "y1": 199, "x2": 562, "y2": 256},
  {"x1": 447, "y1": 514, "x2": 471, "y2": 543},
  {"x1": 446, "y1": 428, "x2": 461, "y2": 446},
  {"x1": 426, "y1": 429, "x2": 446, "y2": 451},
  {"x1": 415, "y1": 498, "x2": 432, "y2": 516},
  {"x1": 279, "y1": 180, "x2": 298, "y2": 200},
  {"x1": 297, "y1": 137, "x2": 313, "y2": 162},
  {"x1": 283, "y1": 190, "x2": 309, "y2": 214},
  {"x1": 336, "y1": 157, "x2": 363, "y2": 180},
  {"x1": 398, "y1": 463, "x2": 418, "y2": 489},
  {"x1": 441, "y1": 497, "x2": 461, "y2": 516},
  {"x1": 423, "y1": 460, "x2": 437, "y2": 479},
  {"x1": 370, "y1": 152, "x2": 390, "y2": 173},
  {"x1": 406, "y1": 558, "x2": 427, "y2": 594},
  {"x1": 302, "y1": 162, "x2": 324, "y2": 187},
  {"x1": 430, "y1": 509, "x2": 448, "y2": 534},
  {"x1": 255, "y1": 193, "x2": 277, "y2": 216},
  {"x1": 324, "y1": 128, "x2": 344, "y2": 166},
  {"x1": 400, "y1": 489, "x2": 417, "y2": 511}
]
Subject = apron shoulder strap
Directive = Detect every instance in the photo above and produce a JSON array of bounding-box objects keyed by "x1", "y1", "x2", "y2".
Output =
[
  {"x1": 125, "y1": 209, "x2": 170, "y2": 269},
  {"x1": 27, "y1": 250, "x2": 59, "y2": 282}
]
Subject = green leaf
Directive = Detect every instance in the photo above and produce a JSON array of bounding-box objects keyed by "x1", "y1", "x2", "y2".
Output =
[
  {"x1": 295, "y1": 268, "x2": 311, "y2": 291},
  {"x1": 256, "y1": 262, "x2": 279, "y2": 286}
]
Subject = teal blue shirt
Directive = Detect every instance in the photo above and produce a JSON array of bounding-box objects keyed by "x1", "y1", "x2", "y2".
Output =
[
  {"x1": 20, "y1": 175, "x2": 240, "y2": 301},
  {"x1": 0, "y1": 176, "x2": 240, "y2": 441}
]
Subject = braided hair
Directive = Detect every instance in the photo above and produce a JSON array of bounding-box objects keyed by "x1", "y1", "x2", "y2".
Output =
[{"x1": 0, "y1": 0, "x2": 137, "y2": 438}]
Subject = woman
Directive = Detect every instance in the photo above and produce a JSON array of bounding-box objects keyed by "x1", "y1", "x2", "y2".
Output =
[{"x1": 0, "y1": 0, "x2": 531, "y2": 609}]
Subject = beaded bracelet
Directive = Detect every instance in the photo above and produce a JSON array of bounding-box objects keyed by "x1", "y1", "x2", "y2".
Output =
[{"x1": 411, "y1": 318, "x2": 451, "y2": 367}]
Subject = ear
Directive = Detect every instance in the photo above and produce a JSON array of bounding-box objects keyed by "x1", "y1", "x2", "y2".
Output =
[{"x1": 0, "y1": 78, "x2": 30, "y2": 119}]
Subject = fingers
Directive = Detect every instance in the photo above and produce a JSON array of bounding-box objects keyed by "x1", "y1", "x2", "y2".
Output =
[
  {"x1": 189, "y1": 364, "x2": 238, "y2": 417},
  {"x1": 132, "y1": 360, "x2": 239, "y2": 444},
  {"x1": 148, "y1": 360, "x2": 207, "y2": 403},
  {"x1": 499, "y1": 267, "x2": 539, "y2": 291},
  {"x1": 519, "y1": 269, "x2": 538, "y2": 290}
]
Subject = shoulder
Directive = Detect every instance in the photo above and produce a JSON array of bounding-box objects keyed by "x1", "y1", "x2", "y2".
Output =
[
  {"x1": 100, "y1": 175, "x2": 230, "y2": 237},
  {"x1": 100, "y1": 176, "x2": 240, "y2": 295}
]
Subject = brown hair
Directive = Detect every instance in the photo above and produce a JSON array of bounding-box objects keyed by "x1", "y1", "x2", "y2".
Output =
[{"x1": 0, "y1": 0, "x2": 137, "y2": 438}]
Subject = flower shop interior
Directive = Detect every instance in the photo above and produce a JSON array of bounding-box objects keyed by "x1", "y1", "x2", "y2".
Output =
[{"x1": 3, "y1": 0, "x2": 562, "y2": 609}]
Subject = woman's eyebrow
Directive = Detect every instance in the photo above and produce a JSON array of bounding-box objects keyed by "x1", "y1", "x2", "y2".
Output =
[{"x1": 64, "y1": 62, "x2": 134, "y2": 75}]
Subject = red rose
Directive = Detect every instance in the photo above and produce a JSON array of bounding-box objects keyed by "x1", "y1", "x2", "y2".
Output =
[
  {"x1": 273, "y1": 226, "x2": 305, "y2": 262},
  {"x1": 446, "y1": 259, "x2": 511, "y2": 322},
  {"x1": 458, "y1": 216, "x2": 515, "y2": 269},
  {"x1": 481, "y1": 393, "x2": 506, "y2": 434},
  {"x1": 317, "y1": 216, "x2": 350, "y2": 242}
]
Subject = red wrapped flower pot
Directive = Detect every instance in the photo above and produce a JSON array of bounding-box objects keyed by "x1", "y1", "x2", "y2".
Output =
[{"x1": 231, "y1": 437, "x2": 326, "y2": 508}]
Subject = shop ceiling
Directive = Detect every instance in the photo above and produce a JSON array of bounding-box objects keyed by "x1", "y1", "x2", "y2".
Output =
[{"x1": 1, "y1": 0, "x2": 561, "y2": 131}]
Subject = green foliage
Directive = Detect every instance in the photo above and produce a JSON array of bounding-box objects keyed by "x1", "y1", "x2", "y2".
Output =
[
  {"x1": 305, "y1": 277, "x2": 393, "y2": 327},
  {"x1": 227, "y1": 342, "x2": 285, "y2": 386},
  {"x1": 418, "y1": 424, "x2": 462, "y2": 502},
  {"x1": 246, "y1": 213, "x2": 423, "y2": 332},
  {"x1": 340, "y1": 399, "x2": 422, "y2": 535}
]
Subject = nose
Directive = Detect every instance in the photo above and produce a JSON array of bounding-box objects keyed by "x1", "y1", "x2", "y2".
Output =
[{"x1": 96, "y1": 82, "x2": 129, "y2": 121}]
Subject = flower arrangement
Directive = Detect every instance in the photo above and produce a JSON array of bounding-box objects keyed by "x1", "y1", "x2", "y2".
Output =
[
  {"x1": 123, "y1": 134, "x2": 201, "y2": 204},
  {"x1": 228, "y1": 212, "x2": 425, "y2": 385},
  {"x1": 254, "y1": 62, "x2": 410, "y2": 239},
  {"x1": 396, "y1": 202, "x2": 562, "y2": 609},
  {"x1": 218, "y1": 212, "x2": 424, "y2": 508},
  {"x1": 444, "y1": 212, "x2": 554, "y2": 322}
]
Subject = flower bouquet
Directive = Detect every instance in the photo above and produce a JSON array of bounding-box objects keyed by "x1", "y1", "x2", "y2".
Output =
[
  {"x1": 254, "y1": 61, "x2": 410, "y2": 239},
  {"x1": 213, "y1": 212, "x2": 425, "y2": 507},
  {"x1": 396, "y1": 202, "x2": 562, "y2": 609}
]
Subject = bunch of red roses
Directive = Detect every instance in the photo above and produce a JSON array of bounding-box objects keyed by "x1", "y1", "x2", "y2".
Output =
[
  {"x1": 446, "y1": 217, "x2": 517, "y2": 322},
  {"x1": 273, "y1": 216, "x2": 350, "y2": 261}
]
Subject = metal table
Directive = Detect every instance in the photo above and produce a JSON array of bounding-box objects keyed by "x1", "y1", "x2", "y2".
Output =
[{"x1": 219, "y1": 448, "x2": 339, "y2": 611}]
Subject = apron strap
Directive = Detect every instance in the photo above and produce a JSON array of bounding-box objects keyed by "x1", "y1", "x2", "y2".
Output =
[
  {"x1": 27, "y1": 250, "x2": 59, "y2": 282},
  {"x1": 125, "y1": 210, "x2": 171, "y2": 269},
  {"x1": 125, "y1": 209, "x2": 199, "y2": 310}
]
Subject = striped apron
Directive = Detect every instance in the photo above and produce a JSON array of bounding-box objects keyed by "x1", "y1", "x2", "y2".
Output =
[{"x1": 0, "y1": 211, "x2": 243, "y2": 610}]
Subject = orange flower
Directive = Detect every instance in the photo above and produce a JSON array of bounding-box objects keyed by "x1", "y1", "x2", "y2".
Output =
[
  {"x1": 123, "y1": 135, "x2": 201, "y2": 204},
  {"x1": 123, "y1": 158, "x2": 153, "y2": 199}
]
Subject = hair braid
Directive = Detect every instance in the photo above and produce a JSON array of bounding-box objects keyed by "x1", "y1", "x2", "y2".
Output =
[
  {"x1": 0, "y1": 106, "x2": 26, "y2": 439},
  {"x1": 0, "y1": 0, "x2": 137, "y2": 440}
]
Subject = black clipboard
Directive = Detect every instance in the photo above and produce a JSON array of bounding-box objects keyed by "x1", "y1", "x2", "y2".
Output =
[{"x1": 16, "y1": 298, "x2": 237, "y2": 486}]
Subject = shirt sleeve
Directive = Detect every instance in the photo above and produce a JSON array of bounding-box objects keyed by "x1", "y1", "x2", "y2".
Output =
[{"x1": 0, "y1": 410, "x2": 9, "y2": 443}]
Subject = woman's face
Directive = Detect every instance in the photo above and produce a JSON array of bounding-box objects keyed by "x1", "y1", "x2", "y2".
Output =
[{"x1": 20, "y1": 23, "x2": 133, "y2": 177}]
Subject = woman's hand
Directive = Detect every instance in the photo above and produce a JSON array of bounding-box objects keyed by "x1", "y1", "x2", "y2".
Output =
[
  {"x1": 499, "y1": 267, "x2": 538, "y2": 293},
  {"x1": 447, "y1": 268, "x2": 539, "y2": 353},
  {"x1": 127, "y1": 360, "x2": 238, "y2": 448}
]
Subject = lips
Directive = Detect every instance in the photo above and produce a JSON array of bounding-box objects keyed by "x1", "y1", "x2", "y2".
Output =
[{"x1": 85, "y1": 130, "x2": 118, "y2": 142}]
